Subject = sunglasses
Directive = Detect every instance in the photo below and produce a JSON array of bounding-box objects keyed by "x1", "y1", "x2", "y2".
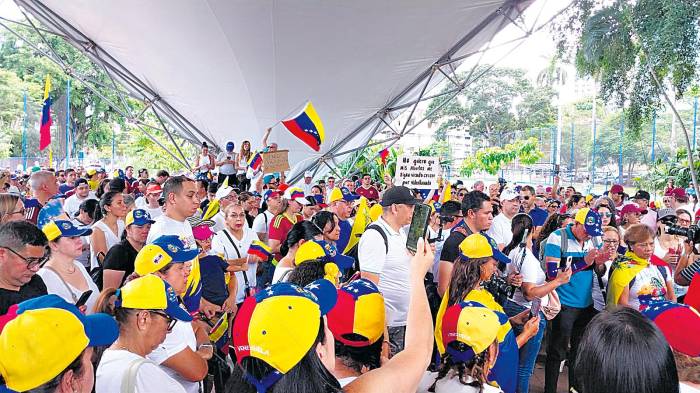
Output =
[
  {"x1": 600, "y1": 212, "x2": 613, "y2": 218},
  {"x1": 1, "y1": 246, "x2": 50, "y2": 269},
  {"x1": 149, "y1": 310, "x2": 177, "y2": 332},
  {"x1": 522, "y1": 195, "x2": 530, "y2": 200}
]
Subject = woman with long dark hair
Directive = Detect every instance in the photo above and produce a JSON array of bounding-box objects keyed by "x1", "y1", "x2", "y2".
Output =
[
  {"x1": 435, "y1": 233, "x2": 540, "y2": 393},
  {"x1": 502, "y1": 214, "x2": 570, "y2": 393},
  {"x1": 89, "y1": 191, "x2": 127, "y2": 274},
  {"x1": 536, "y1": 212, "x2": 574, "y2": 261},
  {"x1": 573, "y1": 307, "x2": 679, "y2": 393},
  {"x1": 312, "y1": 211, "x2": 341, "y2": 245},
  {"x1": 237, "y1": 140, "x2": 252, "y2": 191},
  {"x1": 271, "y1": 220, "x2": 323, "y2": 283}
]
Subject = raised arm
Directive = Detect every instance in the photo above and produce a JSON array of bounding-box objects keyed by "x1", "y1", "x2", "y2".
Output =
[
  {"x1": 262, "y1": 127, "x2": 272, "y2": 148},
  {"x1": 345, "y1": 238, "x2": 434, "y2": 393}
]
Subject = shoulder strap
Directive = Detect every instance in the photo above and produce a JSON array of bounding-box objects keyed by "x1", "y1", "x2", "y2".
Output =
[
  {"x1": 221, "y1": 229, "x2": 251, "y2": 288},
  {"x1": 365, "y1": 224, "x2": 389, "y2": 254},
  {"x1": 42, "y1": 265, "x2": 78, "y2": 302},
  {"x1": 560, "y1": 228, "x2": 568, "y2": 256},
  {"x1": 121, "y1": 357, "x2": 151, "y2": 393}
]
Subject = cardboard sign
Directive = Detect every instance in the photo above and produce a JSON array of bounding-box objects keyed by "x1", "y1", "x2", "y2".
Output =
[
  {"x1": 394, "y1": 155, "x2": 439, "y2": 189},
  {"x1": 261, "y1": 150, "x2": 290, "y2": 173}
]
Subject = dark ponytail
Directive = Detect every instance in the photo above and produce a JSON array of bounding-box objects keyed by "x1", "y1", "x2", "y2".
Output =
[
  {"x1": 95, "y1": 191, "x2": 122, "y2": 222},
  {"x1": 502, "y1": 213, "x2": 534, "y2": 256}
]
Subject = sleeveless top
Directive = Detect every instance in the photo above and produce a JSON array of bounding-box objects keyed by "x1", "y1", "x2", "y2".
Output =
[
  {"x1": 238, "y1": 153, "x2": 250, "y2": 175},
  {"x1": 90, "y1": 220, "x2": 125, "y2": 270},
  {"x1": 198, "y1": 154, "x2": 213, "y2": 174}
]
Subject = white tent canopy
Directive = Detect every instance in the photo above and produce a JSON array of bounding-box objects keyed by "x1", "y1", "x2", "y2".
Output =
[{"x1": 14, "y1": 0, "x2": 533, "y2": 180}]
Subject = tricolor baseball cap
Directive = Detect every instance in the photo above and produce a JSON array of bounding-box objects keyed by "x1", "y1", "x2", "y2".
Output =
[
  {"x1": 574, "y1": 207, "x2": 603, "y2": 236},
  {"x1": 329, "y1": 187, "x2": 359, "y2": 203},
  {"x1": 232, "y1": 279, "x2": 337, "y2": 392},
  {"x1": 458, "y1": 233, "x2": 510, "y2": 264},
  {"x1": 134, "y1": 235, "x2": 199, "y2": 276},
  {"x1": 640, "y1": 300, "x2": 700, "y2": 357},
  {"x1": 42, "y1": 219, "x2": 93, "y2": 242},
  {"x1": 283, "y1": 187, "x2": 309, "y2": 205},
  {"x1": 327, "y1": 279, "x2": 385, "y2": 347},
  {"x1": 294, "y1": 239, "x2": 355, "y2": 272},
  {"x1": 439, "y1": 301, "x2": 506, "y2": 362},
  {"x1": 0, "y1": 295, "x2": 118, "y2": 392},
  {"x1": 125, "y1": 209, "x2": 156, "y2": 227},
  {"x1": 116, "y1": 274, "x2": 192, "y2": 323}
]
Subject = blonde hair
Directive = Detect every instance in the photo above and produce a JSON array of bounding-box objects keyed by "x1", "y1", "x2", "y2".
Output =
[{"x1": 0, "y1": 193, "x2": 20, "y2": 223}]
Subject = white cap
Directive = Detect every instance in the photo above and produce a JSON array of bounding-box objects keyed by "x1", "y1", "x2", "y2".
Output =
[
  {"x1": 304, "y1": 171, "x2": 313, "y2": 178},
  {"x1": 500, "y1": 188, "x2": 519, "y2": 201}
]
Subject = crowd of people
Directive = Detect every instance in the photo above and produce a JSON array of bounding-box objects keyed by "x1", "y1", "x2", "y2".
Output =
[{"x1": 1, "y1": 138, "x2": 700, "y2": 393}]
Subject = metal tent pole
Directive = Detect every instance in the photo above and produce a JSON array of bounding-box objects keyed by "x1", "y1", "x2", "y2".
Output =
[{"x1": 65, "y1": 78, "x2": 70, "y2": 169}]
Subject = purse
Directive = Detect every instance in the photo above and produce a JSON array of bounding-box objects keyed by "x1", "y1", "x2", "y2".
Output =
[
  {"x1": 542, "y1": 290, "x2": 561, "y2": 320},
  {"x1": 222, "y1": 229, "x2": 258, "y2": 298}
]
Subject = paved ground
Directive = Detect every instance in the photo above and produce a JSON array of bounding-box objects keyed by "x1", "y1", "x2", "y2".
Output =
[{"x1": 529, "y1": 359, "x2": 570, "y2": 393}]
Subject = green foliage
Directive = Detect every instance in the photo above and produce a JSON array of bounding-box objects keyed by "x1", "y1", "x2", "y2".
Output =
[
  {"x1": 427, "y1": 66, "x2": 556, "y2": 147},
  {"x1": 417, "y1": 139, "x2": 451, "y2": 164},
  {"x1": 636, "y1": 148, "x2": 700, "y2": 193},
  {"x1": 336, "y1": 146, "x2": 401, "y2": 180},
  {"x1": 460, "y1": 137, "x2": 544, "y2": 177},
  {"x1": 558, "y1": 0, "x2": 700, "y2": 134}
]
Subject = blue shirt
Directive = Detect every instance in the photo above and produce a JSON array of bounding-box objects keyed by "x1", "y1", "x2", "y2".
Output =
[
  {"x1": 337, "y1": 219, "x2": 352, "y2": 254},
  {"x1": 199, "y1": 254, "x2": 229, "y2": 306},
  {"x1": 544, "y1": 225, "x2": 594, "y2": 308},
  {"x1": 529, "y1": 206, "x2": 548, "y2": 227}
]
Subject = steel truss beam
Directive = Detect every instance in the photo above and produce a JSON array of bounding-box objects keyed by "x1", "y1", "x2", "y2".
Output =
[{"x1": 7, "y1": 0, "x2": 569, "y2": 181}]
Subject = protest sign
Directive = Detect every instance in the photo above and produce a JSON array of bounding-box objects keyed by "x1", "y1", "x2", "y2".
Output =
[
  {"x1": 262, "y1": 150, "x2": 290, "y2": 173},
  {"x1": 394, "y1": 155, "x2": 439, "y2": 189}
]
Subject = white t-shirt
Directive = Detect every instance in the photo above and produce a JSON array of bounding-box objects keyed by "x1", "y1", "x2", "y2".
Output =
[
  {"x1": 91, "y1": 220, "x2": 125, "y2": 270},
  {"x1": 627, "y1": 263, "x2": 671, "y2": 310},
  {"x1": 417, "y1": 371, "x2": 503, "y2": 393},
  {"x1": 63, "y1": 193, "x2": 97, "y2": 218},
  {"x1": 681, "y1": 382, "x2": 700, "y2": 393},
  {"x1": 212, "y1": 211, "x2": 226, "y2": 233},
  {"x1": 487, "y1": 213, "x2": 513, "y2": 247},
  {"x1": 358, "y1": 217, "x2": 411, "y2": 327},
  {"x1": 71, "y1": 218, "x2": 92, "y2": 269},
  {"x1": 38, "y1": 261, "x2": 100, "y2": 314},
  {"x1": 147, "y1": 321, "x2": 199, "y2": 393},
  {"x1": 144, "y1": 205, "x2": 163, "y2": 220},
  {"x1": 147, "y1": 214, "x2": 195, "y2": 245},
  {"x1": 96, "y1": 349, "x2": 186, "y2": 393},
  {"x1": 592, "y1": 260, "x2": 613, "y2": 311},
  {"x1": 337, "y1": 376, "x2": 357, "y2": 387},
  {"x1": 217, "y1": 151, "x2": 236, "y2": 175},
  {"x1": 506, "y1": 247, "x2": 549, "y2": 309},
  {"x1": 211, "y1": 227, "x2": 258, "y2": 304},
  {"x1": 272, "y1": 266, "x2": 293, "y2": 284},
  {"x1": 252, "y1": 211, "x2": 274, "y2": 240}
]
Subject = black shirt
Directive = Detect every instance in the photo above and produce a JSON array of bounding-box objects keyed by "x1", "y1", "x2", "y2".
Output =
[
  {"x1": 0, "y1": 275, "x2": 48, "y2": 314},
  {"x1": 245, "y1": 212, "x2": 255, "y2": 228},
  {"x1": 439, "y1": 222, "x2": 474, "y2": 263},
  {"x1": 103, "y1": 239, "x2": 139, "y2": 287}
]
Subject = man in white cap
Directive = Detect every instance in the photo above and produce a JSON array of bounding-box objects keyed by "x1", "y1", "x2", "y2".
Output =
[
  {"x1": 487, "y1": 188, "x2": 521, "y2": 250},
  {"x1": 301, "y1": 171, "x2": 314, "y2": 196}
]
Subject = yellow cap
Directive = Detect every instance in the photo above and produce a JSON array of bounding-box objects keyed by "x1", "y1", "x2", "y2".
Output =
[{"x1": 369, "y1": 203, "x2": 383, "y2": 222}]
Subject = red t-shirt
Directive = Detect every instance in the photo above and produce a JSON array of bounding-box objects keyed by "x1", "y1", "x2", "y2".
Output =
[
  {"x1": 268, "y1": 213, "x2": 304, "y2": 260},
  {"x1": 355, "y1": 185, "x2": 380, "y2": 200}
]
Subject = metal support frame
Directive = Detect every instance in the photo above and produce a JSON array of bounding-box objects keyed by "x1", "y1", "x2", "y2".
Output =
[{"x1": 6, "y1": 0, "x2": 571, "y2": 181}]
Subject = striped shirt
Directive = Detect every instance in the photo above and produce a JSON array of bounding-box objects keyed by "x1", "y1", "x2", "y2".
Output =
[{"x1": 544, "y1": 225, "x2": 595, "y2": 308}]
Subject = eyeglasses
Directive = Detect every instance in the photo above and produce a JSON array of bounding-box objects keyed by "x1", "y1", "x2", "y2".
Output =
[
  {"x1": 522, "y1": 195, "x2": 530, "y2": 200},
  {"x1": 633, "y1": 242, "x2": 655, "y2": 249},
  {"x1": 149, "y1": 310, "x2": 176, "y2": 332},
  {"x1": 1, "y1": 246, "x2": 50, "y2": 269},
  {"x1": 458, "y1": 192, "x2": 467, "y2": 197},
  {"x1": 603, "y1": 239, "x2": 619, "y2": 245},
  {"x1": 227, "y1": 213, "x2": 246, "y2": 219}
]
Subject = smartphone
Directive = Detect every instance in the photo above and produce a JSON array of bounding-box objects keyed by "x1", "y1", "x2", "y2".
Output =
[
  {"x1": 75, "y1": 290, "x2": 93, "y2": 308},
  {"x1": 560, "y1": 256, "x2": 572, "y2": 270},
  {"x1": 530, "y1": 297, "x2": 542, "y2": 319},
  {"x1": 406, "y1": 203, "x2": 431, "y2": 253}
]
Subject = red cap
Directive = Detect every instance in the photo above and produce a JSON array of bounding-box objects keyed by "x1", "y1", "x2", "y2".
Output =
[
  {"x1": 277, "y1": 183, "x2": 290, "y2": 193},
  {"x1": 620, "y1": 204, "x2": 642, "y2": 215},
  {"x1": 673, "y1": 187, "x2": 687, "y2": 199},
  {"x1": 146, "y1": 184, "x2": 162, "y2": 194},
  {"x1": 610, "y1": 184, "x2": 624, "y2": 194}
]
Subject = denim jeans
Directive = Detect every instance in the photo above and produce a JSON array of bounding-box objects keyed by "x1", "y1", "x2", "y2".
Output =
[
  {"x1": 544, "y1": 304, "x2": 597, "y2": 393},
  {"x1": 503, "y1": 299, "x2": 547, "y2": 393}
]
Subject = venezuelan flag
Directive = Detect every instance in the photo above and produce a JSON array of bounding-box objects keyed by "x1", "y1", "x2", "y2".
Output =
[
  {"x1": 182, "y1": 256, "x2": 202, "y2": 314},
  {"x1": 208, "y1": 312, "x2": 230, "y2": 355},
  {"x1": 248, "y1": 151, "x2": 263, "y2": 172},
  {"x1": 344, "y1": 197, "x2": 370, "y2": 254},
  {"x1": 39, "y1": 75, "x2": 52, "y2": 151},
  {"x1": 248, "y1": 240, "x2": 272, "y2": 261},
  {"x1": 281, "y1": 101, "x2": 325, "y2": 151}
]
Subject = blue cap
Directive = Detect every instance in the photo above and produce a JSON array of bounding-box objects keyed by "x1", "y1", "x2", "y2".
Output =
[
  {"x1": 226, "y1": 141, "x2": 235, "y2": 151},
  {"x1": 150, "y1": 235, "x2": 199, "y2": 262},
  {"x1": 42, "y1": 220, "x2": 93, "y2": 242},
  {"x1": 126, "y1": 209, "x2": 156, "y2": 226}
]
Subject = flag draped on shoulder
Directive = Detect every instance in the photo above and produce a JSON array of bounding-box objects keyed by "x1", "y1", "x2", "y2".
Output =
[
  {"x1": 39, "y1": 75, "x2": 52, "y2": 151},
  {"x1": 281, "y1": 101, "x2": 325, "y2": 151},
  {"x1": 344, "y1": 196, "x2": 371, "y2": 254}
]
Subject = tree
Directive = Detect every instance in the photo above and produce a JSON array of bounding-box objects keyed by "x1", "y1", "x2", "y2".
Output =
[
  {"x1": 427, "y1": 66, "x2": 556, "y2": 147},
  {"x1": 460, "y1": 137, "x2": 544, "y2": 177},
  {"x1": 557, "y1": 0, "x2": 700, "y2": 193}
]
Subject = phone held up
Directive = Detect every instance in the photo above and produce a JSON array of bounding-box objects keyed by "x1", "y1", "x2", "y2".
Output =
[{"x1": 406, "y1": 203, "x2": 431, "y2": 253}]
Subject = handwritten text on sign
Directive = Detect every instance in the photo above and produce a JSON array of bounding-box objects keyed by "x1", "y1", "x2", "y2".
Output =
[{"x1": 395, "y1": 155, "x2": 439, "y2": 189}]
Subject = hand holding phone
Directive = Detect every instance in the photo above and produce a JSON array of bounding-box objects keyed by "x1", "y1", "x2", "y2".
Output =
[
  {"x1": 406, "y1": 203, "x2": 431, "y2": 253},
  {"x1": 75, "y1": 290, "x2": 93, "y2": 309},
  {"x1": 529, "y1": 297, "x2": 542, "y2": 320}
]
